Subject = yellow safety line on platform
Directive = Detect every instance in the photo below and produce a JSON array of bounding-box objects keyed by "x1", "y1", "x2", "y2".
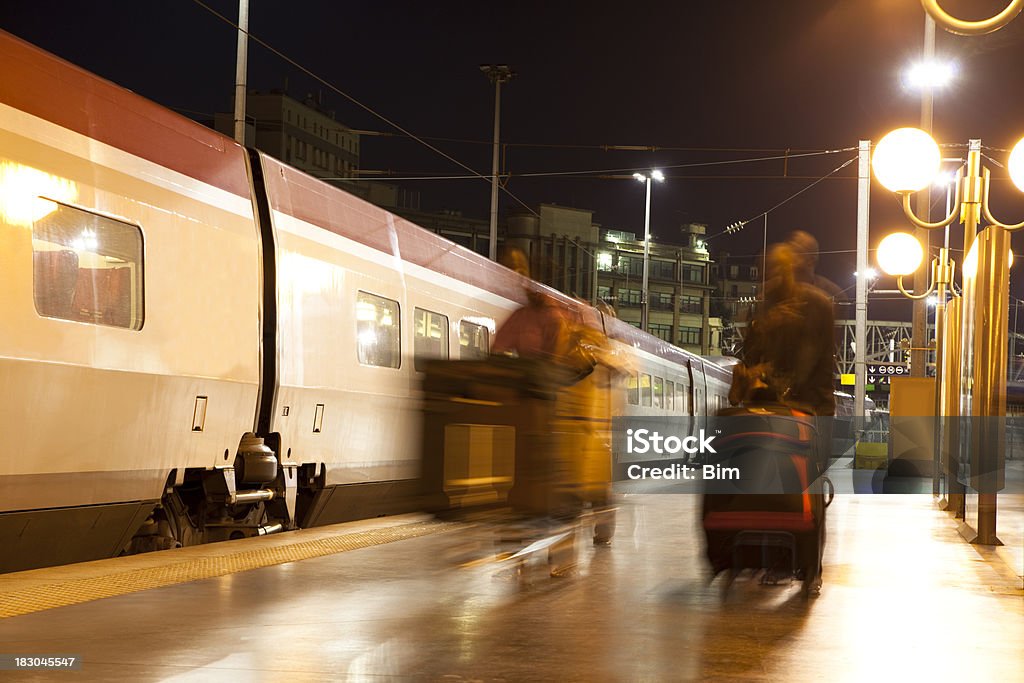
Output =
[{"x1": 0, "y1": 520, "x2": 454, "y2": 619}]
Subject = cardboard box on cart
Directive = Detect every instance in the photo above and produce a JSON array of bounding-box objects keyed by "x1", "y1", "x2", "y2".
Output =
[{"x1": 420, "y1": 357, "x2": 576, "y2": 517}]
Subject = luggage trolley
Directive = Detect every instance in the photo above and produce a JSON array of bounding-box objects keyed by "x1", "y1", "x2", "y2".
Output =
[{"x1": 419, "y1": 357, "x2": 590, "y2": 579}]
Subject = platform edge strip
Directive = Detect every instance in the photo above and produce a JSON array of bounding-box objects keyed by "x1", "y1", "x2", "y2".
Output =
[{"x1": 0, "y1": 520, "x2": 455, "y2": 619}]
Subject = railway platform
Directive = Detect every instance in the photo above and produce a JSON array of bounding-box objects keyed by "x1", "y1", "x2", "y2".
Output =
[{"x1": 0, "y1": 482, "x2": 1021, "y2": 682}]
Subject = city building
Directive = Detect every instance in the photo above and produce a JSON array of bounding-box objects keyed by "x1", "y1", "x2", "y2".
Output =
[
  {"x1": 710, "y1": 251, "x2": 762, "y2": 355},
  {"x1": 508, "y1": 208, "x2": 721, "y2": 355},
  {"x1": 217, "y1": 91, "x2": 360, "y2": 179}
]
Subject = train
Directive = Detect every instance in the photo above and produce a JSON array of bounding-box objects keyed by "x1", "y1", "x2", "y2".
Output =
[{"x1": 0, "y1": 30, "x2": 738, "y2": 573}]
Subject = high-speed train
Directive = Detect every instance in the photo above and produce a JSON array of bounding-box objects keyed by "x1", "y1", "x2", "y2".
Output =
[{"x1": 0, "y1": 30, "x2": 732, "y2": 572}]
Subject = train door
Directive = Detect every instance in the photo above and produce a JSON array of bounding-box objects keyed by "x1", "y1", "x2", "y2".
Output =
[
  {"x1": 689, "y1": 359, "x2": 708, "y2": 433},
  {"x1": 678, "y1": 365, "x2": 694, "y2": 438}
]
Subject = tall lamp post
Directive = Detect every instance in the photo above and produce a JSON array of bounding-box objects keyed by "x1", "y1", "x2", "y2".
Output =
[
  {"x1": 873, "y1": 127, "x2": 1024, "y2": 545},
  {"x1": 633, "y1": 170, "x2": 664, "y2": 333},
  {"x1": 480, "y1": 65, "x2": 514, "y2": 262}
]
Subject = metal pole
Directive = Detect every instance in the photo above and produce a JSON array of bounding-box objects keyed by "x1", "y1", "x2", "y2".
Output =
[
  {"x1": 488, "y1": 80, "x2": 502, "y2": 261},
  {"x1": 481, "y1": 65, "x2": 513, "y2": 262},
  {"x1": 641, "y1": 177, "x2": 652, "y2": 333},
  {"x1": 855, "y1": 141, "x2": 870, "y2": 433},
  {"x1": 935, "y1": 181, "x2": 954, "y2": 499},
  {"x1": 762, "y1": 214, "x2": 768, "y2": 295},
  {"x1": 233, "y1": 0, "x2": 249, "y2": 145},
  {"x1": 1012, "y1": 298, "x2": 1019, "y2": 369},
  {"x1": 912, "y1": 13, "x2": 936, "y2": 378},
  {"x1": 933, "y1": 255, "x2": 947, "y2": 496},
  {"x1": 951, "y1": 140, "x2": 984, "y2": 520},
  {"x1": 966, "y1": 227, "x2": 1008, "y2": 545}
]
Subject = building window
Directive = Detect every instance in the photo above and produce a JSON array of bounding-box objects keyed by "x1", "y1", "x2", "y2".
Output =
[
  {"x1": 459, "y1": 320, "x2": 489, "y2": 359},
  {"x1": 682, "y1": 265, "x2": 705, "y2": 283},
  {"x1": 679, "y1": 326, "x2": 702, "y2": 346},
  {"x1": 620, "y1": 256, "x2": 643, "y2": 277},
  {"x1": 32, "y1": 202, "x2": 144, "y2": 330},
  {"x1": 653, "y1": 292, "x2": 673, "y2": 310},
  {"x1": 618, "y1": 288, "x2": 641, "y2": 306},
  {"x1": 597, "y1": 251, "x2": 614, "y2": 271},
  {"x1": 597, "y1": 285, "x2": 613, "y2": 302},
  {"x1": 750, "y1": 266, "x2": 759, "y2": 280},
  {"x1": 649, "y1": 323, "x2": 672, "y2": 341},
  {"x1": 414, "y1": 308, "x2": 449, "y2": 371},
  {"x1": 679, "y1": 295, "x2": 701, "y2": 314},
  {"x1": 729, "y1": 265, "x2": 739, "y2": 278},
  {"x1": 356, "y1": 291, "x2": 400, "y2": 368},
  {"x1": 652, "y1": 260, "x2": 674, "y2": 279}
]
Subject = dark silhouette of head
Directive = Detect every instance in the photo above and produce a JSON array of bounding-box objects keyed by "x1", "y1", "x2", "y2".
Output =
[
  {"x1": 787, "y1": 230, "x2": 819, "y2": 282},
  {"x1": 499, "y1": 246, "x2": 531, "y2": 278}
]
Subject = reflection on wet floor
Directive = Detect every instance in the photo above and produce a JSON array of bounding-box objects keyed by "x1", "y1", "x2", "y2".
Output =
[{"x1": 0, "y1": 494, "x2": 1020, "y2": 682}]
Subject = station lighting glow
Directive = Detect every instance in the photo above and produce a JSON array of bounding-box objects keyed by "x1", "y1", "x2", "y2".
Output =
[
  {"x1": 962, "y1": 240, "x2": 1014, "y2": 279},
  {"x1": 1009, "y1": 136, "x2": 1024, "y2": 193},
  {"x1": 872, "y1": 128, "x2": 941, "y2": 193},
  {"x1": 877, "y1": 232, "x2": 924, "y2": 276},
  {"x1": 905, "y1": 60, "x2": 957, "y2": 89},
  {"x1": 934, "y1": 170, "x2": 958, "y2": 189},
  {"x1": 0, "y1": 162, "x2": 77, "y2": 226},
  {"x1": 597, "y1": 252, "x2": 613, "y2": 270},
  {"x1": 70, "y1": 229, "x2": 98, "y2": 252}
]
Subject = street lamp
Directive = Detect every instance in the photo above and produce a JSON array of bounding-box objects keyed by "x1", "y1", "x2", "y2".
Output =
[
  {"x1": 873, "y1": 127, "x2": 1024, "y2": 544},
  {"x1": 633, "y1": 169, "x2": 664, "y2": 333}
]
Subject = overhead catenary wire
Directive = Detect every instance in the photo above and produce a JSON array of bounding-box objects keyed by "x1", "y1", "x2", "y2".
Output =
[
  {"x1": 357, "y1": 129, "x2": 857, "y2": 155},
  {"x1": 344, "y1": 148, "x2": 858, "y2": 182},
  {"x1": 705, "y1": 155, "x2": 858, "y2": 242},
  {"x1": 188, "y1": 0, "x2": 541, "y2": 216}
]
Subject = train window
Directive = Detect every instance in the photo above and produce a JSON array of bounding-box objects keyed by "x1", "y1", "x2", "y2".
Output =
[
  {"x1": 459, "y1": 321, "x2": 489, "y2": 360},
  {"x1": 414, "y1": 308, "x2": 449, "y2": 371},
  {"x1": 640, "y1": 374, "x2": 652, "y2": 407},
  {"x1": 626, "y1": 374, "x2": 639, "y2": 405},
  {"x1": 32, "y1": 202, "x2": 144, "y2": 330},
  {"x1": 665, "y1": 381, "x2": 675, "y2": 411},
  {"x1": 677, "y1": 383, "x2": 688, "y2": 414},
  {"x1": 356, "y1": 291, "x2": 401, "y2": 368},
  {"x1": 653, "y1": 376, "x2": 664, "y2": 409}
]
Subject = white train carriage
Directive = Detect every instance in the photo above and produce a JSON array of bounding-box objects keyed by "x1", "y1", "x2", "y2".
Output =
[
  {"x1": 0, "y1": 29, "x2": 733, "y2": 572},
  {"x1": 0, "y1": 31, "x2": 264, "y2": 570}
]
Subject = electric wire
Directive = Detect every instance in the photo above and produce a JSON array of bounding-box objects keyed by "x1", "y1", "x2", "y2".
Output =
[
  {"x1": 188, "y1": 0, "x2": 540, "y2": 216},
  {"x1": 705, "y1": 156, "x2": 858, "y2": 242}
]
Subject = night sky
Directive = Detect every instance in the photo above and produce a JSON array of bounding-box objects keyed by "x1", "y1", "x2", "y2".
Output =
[{"x1": 4, "y1": 0, "x2": 1024, "y2": 313}]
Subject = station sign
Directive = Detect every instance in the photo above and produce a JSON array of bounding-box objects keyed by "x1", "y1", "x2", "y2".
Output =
[{"x1": 866, "y1": 362, "x2": 909, "y2": 386}]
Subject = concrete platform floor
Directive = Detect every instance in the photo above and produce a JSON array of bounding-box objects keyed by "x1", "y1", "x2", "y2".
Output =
[{"x1": 0, "y1": 494, "x2": 1021, "y2": 682}]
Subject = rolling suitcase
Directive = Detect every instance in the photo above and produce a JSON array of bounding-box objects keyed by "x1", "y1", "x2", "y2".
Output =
[{"x1": 701, "y1": 403, "x2": 826, "y2": 597}]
